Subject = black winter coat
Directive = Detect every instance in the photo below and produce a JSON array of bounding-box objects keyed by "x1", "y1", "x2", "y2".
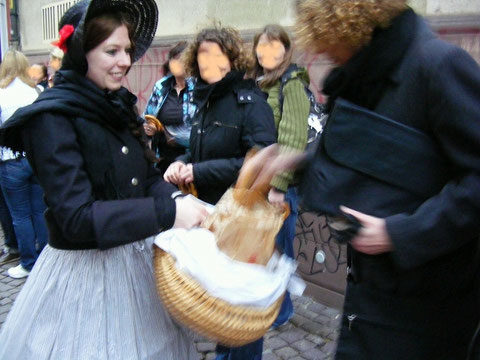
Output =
[
  {"x1": 301, "y1": 11, "x2": 480, "y2": 360},
  {"x1": 0, "y1": 70, "x2": 177, "y2": 250},
  {"x1": 178, "y1": 71, "x2": 277, "y2": 204}
]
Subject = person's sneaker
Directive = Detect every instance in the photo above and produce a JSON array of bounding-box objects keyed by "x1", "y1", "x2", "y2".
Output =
[
  {"x1": 7, "y1": 264, "x2": 30, "y2": 279},
  {"x1": 0, "y1": 248, "x2": 20, "y2": 265}
]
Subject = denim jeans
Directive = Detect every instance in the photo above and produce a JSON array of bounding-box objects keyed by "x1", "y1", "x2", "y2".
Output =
[
  {"x1": 275, "y1": 187, "x2": 297, "y2": 258},
  {"x1": 215, "y1": 338, "x2": 264, "y2": 360},
  {"x1": 0, "y1": 158, "x2": 48, "y2": 270},
  {"x1": 0, "y1": 183, "x2": 18, "y2": 250},
  {"x1": 272, "y1": 187, "x2": 298, "y2": 327},
  {"x1": 215, "y1": 189, "x2": 299, "y2": 359}
]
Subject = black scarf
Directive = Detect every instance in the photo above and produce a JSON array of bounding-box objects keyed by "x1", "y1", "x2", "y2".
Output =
[
  {"x1": 323, "y1": 8, "x2": 417, "y2": 112},
  {"x1": 193, "y1": 70, "x2": 247, "y2": 110},
  {"x1": 0, "y1": 69, "x2": 141, "y2": 152}
]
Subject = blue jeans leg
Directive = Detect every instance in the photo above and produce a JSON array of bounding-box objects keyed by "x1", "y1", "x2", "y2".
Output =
[
  {"x1": 0, "y1": 182, "x2": 18, "y2": 250},
  {"x1": 0, "y1": 159, "x2": 47, "y2": 270},
  {"x1": 272, "y1": 187, "x2": 298, "y2": 327},
  {"x1": 276, "y1": 187, "x2": 297, "y2": 258},
  {"x1": 216, "y1": 338, "x2": 264, "y2": 360}
]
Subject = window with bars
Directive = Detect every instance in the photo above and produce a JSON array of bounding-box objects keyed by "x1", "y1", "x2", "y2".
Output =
[{"x1": 42, "y1": 0, "x2": 80, "y2": 43}]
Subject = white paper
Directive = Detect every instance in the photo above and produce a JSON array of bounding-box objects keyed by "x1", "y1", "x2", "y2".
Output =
[{"x1": 154, "y1": 228, "x2": 305, "y2": 308}]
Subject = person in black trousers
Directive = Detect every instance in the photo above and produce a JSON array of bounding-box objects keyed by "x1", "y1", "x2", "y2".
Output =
[
  {"x1": 164, "y1": 25, "x2": 277, "y2": 360},
  {"x1": 294, "y1": 1, "x2": 480, "y2": 359}
]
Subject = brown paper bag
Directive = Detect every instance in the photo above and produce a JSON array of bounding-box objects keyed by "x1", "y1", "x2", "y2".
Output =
[{"x1": 202, "y1": 146, "x2": 302, "y2": 265}]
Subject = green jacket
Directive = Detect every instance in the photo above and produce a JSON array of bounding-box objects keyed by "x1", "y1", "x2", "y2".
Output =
[{"x1": 262, "y1": 66, "x2": 310, "y2": 191}]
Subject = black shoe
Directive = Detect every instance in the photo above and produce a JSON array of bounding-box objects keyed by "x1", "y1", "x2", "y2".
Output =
[{"x1": 0, "y1": 248, "x2": 20, "y2": 265}]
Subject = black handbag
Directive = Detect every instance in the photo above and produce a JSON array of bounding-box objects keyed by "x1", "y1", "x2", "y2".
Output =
[{"x1": 299, "y1": 98, "x2": 449, "y2": 218}]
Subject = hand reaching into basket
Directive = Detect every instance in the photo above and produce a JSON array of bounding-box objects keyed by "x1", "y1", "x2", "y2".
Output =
[
  {"x1": 233, "y1": 144, "x2": 305, "y2": 206},
  {"x1": 202, "y1": 144, "x2": 305, "y2": 265},
  {"x1": 173, "y1": 196, "x2": 209, "y2": 229}
]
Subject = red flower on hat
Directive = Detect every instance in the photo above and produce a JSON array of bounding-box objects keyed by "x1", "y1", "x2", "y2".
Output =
[{"x1": 51, "y1": 24, "x2": 75, "y2": 53}]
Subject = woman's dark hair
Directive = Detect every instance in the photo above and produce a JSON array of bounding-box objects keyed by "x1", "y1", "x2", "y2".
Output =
[
  {"x1": 36, "y1": 63, "x2": 48, "y2": 80},
  {"x1": 84, "y1": 13, "x2": 157, "y2": 163},
  {"x1": 84, "y1": 12, "x2": 136, "y2": 65},
  {"x1": 162, "y1": 41, "x2": 188, "y2": 75},
  {"x1": 184, "y1": 25, "x2": 249, "y2": 78},
  {"x1": 250, "y1": 24, "x2": 294, "y2": 88}
]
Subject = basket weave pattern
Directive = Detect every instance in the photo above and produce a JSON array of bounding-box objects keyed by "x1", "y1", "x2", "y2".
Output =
[{"x1": 154, "y1": 246, "x2": 283, "y2": 346}]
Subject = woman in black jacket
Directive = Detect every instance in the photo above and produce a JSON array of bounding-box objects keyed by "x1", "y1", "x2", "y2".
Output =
[
  {"x1": 164, "y1": 25, "x2": 277, "y2": 206},
  {"x1": 0, "y1": 1, "x2": 207, "y2": 358},
  {"x1": 164, "y1": 25, "x2": 276, "y2": 360},
  {"x1": 295, "y1": 1, "x2": 480, "y2": 359}
]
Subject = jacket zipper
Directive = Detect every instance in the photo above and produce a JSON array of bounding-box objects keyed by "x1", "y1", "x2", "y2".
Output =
[
  {"x1": 213, "y1": 121, "x2": 239, "y2": 129},
  {"x1": 196, "y1": 102, "x2": 209, "y2": 160}
]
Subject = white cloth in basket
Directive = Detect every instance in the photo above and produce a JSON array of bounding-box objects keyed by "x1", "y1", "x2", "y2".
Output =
[{"x1": 154, "y1": 228, "x2": 305, "y2": 308}]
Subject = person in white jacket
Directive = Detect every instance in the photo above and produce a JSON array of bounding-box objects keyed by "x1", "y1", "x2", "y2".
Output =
[{"x1": 0, "y1": 49, "x2": 48, "y2": 279}]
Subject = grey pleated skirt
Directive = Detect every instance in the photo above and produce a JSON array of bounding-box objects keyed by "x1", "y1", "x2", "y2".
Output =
[{"x1": 0, "y1": 239, "x2": 198, "y2": 360}]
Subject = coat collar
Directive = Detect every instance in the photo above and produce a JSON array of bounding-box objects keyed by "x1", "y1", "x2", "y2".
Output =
[
  {"x1": 388, "y1": 15, "x2": 438, "y2": 85},
  {"x1": 193, "y1": 70, "x2": 245, "y2": 110}
]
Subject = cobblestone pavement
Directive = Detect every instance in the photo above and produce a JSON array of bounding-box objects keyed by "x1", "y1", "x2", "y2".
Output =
[
  {"x1": 194, "y1": 294, "x2": 341, "y2": 360},
  {"x1": 0, "y1": 237, "x2": 341, "y2": 359},
  {"x1": 0, "y1": 259, "x2": 25, "y2": 325}
]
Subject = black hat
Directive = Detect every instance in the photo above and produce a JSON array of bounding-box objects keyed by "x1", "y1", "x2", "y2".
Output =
[{"x1": 58, "y1": 0, "x2": 158, "y2": 74}]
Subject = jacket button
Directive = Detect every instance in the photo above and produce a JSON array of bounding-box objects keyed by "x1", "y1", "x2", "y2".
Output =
[
  {"x1": 197, "y1": 129, "x2": 201, "y2": 134},
  {"x1": 247, "y1": 95, "x2": 252, "y2": 101},
  {"x1": 131, "y1": 177, "x2": 138, "y2": 186},
  {"x1": 239, "y1": 96, "x2": 244, "y2": 101},
  {"x1": 121, "y1": 146, "x2": 129, "y2": 155}
]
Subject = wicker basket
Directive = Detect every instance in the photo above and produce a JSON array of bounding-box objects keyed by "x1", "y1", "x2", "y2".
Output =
[{"x1": 154, "y1": 246, "x2": 284, "y2": 347}]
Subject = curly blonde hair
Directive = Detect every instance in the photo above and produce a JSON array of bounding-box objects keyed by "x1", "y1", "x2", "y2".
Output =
[
  {"x1": 183, "y1": 24, "x2": 249, "y2": 78},
  {"x1": 295, "y1": 0, "x2": 408, "y2": 52}
]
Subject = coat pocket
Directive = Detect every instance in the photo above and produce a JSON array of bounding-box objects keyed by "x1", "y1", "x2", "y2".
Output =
[{"x1": 323, "y1": 98, "x2": 449, "y2": 198}]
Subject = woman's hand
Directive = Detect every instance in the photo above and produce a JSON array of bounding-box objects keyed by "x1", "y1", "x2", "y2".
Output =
[
  {"x1": 164, "y1": 161, "x2": 186, "y2": 184},
  {"x1": 179, "y1": 163, "x2": 194, "y2": 184},
  {"x1": 173, "y1": 196, "x2": 209, "y2": 229},
  {"x1": 143, "y1": 121, "x2": 157, "y2": 137},
  {"x1": 268, "y1": 188, "x2": 285, "y2": 207},
  {"x1": 340, "y1": 206, "x2": 394, "y2": 255}
]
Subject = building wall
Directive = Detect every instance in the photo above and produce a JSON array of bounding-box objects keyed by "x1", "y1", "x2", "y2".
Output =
[
  {"x1": 426, "y1": 0, "x2": 480, "y2": 14},
  {"x1": 18, "y1": 0, "x2": 480, "y2": 53},
  {"x1": 16, "y1": 0, "x2": 54, "y2": 54},
  {"x1": 155, "y1": 0, "x2": 295, "y2": 38},
  {"x1": 13, "y1": 2, "x2": 480, "y2": 140},
  {"x1": 16, "y1": 0, "x2": 480, "y2": 117},
  {"x1": 0, "y1": 0, "x2": 8, "y2": 59},
  {"x1": 18, "y1": 0, "x2": 297, "y2": 53}
]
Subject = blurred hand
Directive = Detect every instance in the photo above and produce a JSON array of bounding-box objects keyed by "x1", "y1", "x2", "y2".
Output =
[
  {"x1": 268, "y1": 188, "x2": 285, "y2": 207},
  {"x1": 164, "y1": 161, "x2": 186, "y2": 185},
  {"x1": 143, "y1": 122, "x2": 157, "y2": 137},
  {"x1": 173, "y1": 196, "x2": 209, "y2": 229},
  {"x1": 179, "y1": 163, "x2": 194, "y2": 184},
  {"x1": 340, "y1": 206, "x2": 394, "y2": 255}
]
